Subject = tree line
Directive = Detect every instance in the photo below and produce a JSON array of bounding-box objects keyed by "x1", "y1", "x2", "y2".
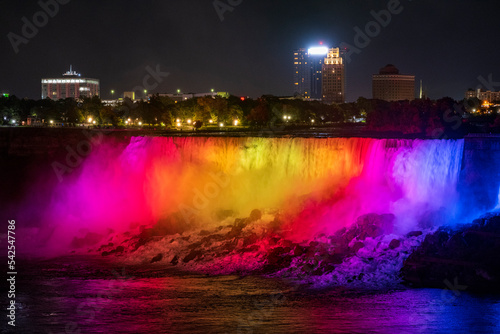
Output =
[{"x1": 0, "y1": 94, "x2": 497, "y2": 135}]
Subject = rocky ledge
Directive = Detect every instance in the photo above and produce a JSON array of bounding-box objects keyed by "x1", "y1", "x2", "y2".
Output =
[{"x1": 401, "y1": 212, "x2": 500, "y2": 292}]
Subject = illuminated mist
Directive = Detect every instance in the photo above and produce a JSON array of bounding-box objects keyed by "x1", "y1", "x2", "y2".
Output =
[{"x1": 21, "y1": 137, "x2": 465, "y2": 254}]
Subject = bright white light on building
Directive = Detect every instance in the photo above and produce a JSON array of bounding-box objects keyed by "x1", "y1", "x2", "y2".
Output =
[{"x1": 308, "y1": 46, "x2": 329, "y2": 55}]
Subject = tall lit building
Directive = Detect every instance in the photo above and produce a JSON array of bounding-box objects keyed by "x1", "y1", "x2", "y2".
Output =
[
  {"x1": 293, "y1": 48, "x2": 311, "y2": 98},
  {"x1": 322, "y1": 47, "x2": 345, "y2": 104},
  {"x1": 293, "y1": 45, "x2": 345, "y2": 102},
  {"x1": 372, "y1": 64, "x2": 415, "y2": 101},
  {"x1": 41, "y1": 66, "x2": 100, "y2": 100}
]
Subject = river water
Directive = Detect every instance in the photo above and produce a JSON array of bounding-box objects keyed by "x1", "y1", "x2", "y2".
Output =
[{"x1": 3, "y1": 256, "x2": 499, "y2": 334}]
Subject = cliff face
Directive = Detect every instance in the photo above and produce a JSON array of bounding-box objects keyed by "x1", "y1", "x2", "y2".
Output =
[
  {"x1": 461, "y1": 134, "x2": 500, "y2": 212},
  {"x1": 0, "y1": 127, "x2": 134, "y2": 156}
]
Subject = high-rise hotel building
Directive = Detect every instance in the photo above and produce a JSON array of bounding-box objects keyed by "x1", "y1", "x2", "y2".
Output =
[
  {"x1": 41, "y1": 66, "x2": 100, "y2": 100},
  {"x1": 372, "y1": 64, "x2": 415, "y2": 101},
  {"x1": 293, "y1": 45, "x2": 345, "y2": 103},
  {"x1": 322, "y1": 47, "x2": 345, "y2": 104}
]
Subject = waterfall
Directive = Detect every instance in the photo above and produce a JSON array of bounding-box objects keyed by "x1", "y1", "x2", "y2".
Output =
[{"x1": 43, "y1": 137, "x2": 464, "y2": 246}]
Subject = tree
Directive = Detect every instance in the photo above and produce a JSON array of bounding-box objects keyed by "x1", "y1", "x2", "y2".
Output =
[{"x1": 247, "y1": 99, "x2": 270, "y2": 125}]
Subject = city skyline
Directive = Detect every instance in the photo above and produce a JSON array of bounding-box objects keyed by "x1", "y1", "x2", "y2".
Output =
[{"x1": 1, "y1": 0, "x2": 499, "y2": 101}]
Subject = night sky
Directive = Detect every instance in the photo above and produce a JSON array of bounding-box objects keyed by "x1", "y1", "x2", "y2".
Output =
[{"x1": 1, "y1": 0, "x2": 499, "y2": 101}]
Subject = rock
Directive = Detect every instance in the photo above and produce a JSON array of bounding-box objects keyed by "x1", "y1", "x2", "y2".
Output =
[
  {"x1": 407, "y1": 231, "x2": 423, "y2": 237},
  {"x1": 389, "y1": 239, "x2": 401, "y2": 249},
  {"x1": 356, "y1": 213, "x2": 395, "y2": 235},
  {"x1": 188, "y1": 241, "x2": 202, "y2": 250},
  {"x1": 223, "y1": 240, "x2": 237, "y2": 252},
  {"x1": 402, "y1": 213, "x2": 500, "y2": 291},
  {"x1": 281, "y1": 240, "x2": 294, "y2": 248},
  {"x1": 361, "y1": 224, "x2": 383, "y2": 240},
  {"x1": 309, "y1": 241, "x2": 319, "y2": 248},
  {"x1": 351, "y1": 241, "x2": 365, "y2": 253},
  {"x1": 227, "y1": 225, "x2": 243, "y2": 239},
  {"x1": 183, "y1": 249, "x2": 203, "y2": 263},
  {"x1": 268, "y1": 215, "x2": 282, "y2": 232},
  {"x1": 293, "y1": 245, "x2": 304, "y2": 256},
  {"x1": 134, "y1": 237, "x2": 150, "y2": 250},
  {"x1": 170, "y1": 255, "x2": 179, "y2": 265},
  {"x1": 323, "y1": 264, "x2": 335, "y2": 273},
  {"x1": 234, "y1": 218, "x2": 248, "y2": 230},
  {"x1": 240, "y1": 245, "x2": 260, "y2": 253},
  {"x1": 243, "y1": 233, "x2": 259, "y2": 247},
  {"x1": 201, "y1": 233, "x2": 226, "y2": 245},
  {"x1": 114, "y1": 246, "x2": 125, "y2": 253},
  {"x1": 248, "y1": 209, "x2": 262, "y2": 222},
  {"x1": 151, "y1": 253, "x2": 163, "y2": 263},
  {"x1": 199, "y1": 230, "x2": 211, "y2": 236},
  {"x1": 323, "y1": 253, "x2": 344, "y2": 265}
]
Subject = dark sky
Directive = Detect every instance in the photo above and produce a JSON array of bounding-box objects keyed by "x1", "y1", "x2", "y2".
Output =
[{"x1": 0, "y1": 0, "x2": 499, "y2": 101}]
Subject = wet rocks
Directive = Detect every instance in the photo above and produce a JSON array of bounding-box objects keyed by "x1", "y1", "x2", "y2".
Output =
[
  {"x1": 101, "y1": 245, "x2": 125, "y2": 257},
  {"x1": 406, "y1": 231, "x2": 423, "y2": 238},
  {"x1": 389, "y1": 239, "x2": 401, "y2": 249},
  {"x1": 401, "y1": 212, "x2": 500, "y2": 291},
  {"x1": 183, "y1": 249, "x2": 203, "y2": 263},
  {"x1": 293, "y1": 245, "x2": 305, "y2": 256},
  {"x1": 151, "y1": 253, "x2": 163, "y2": 263},
  {"x1": 248, "y1": 209, "x2": 262, "y2": 223},
  {"x1": 351, "y1": 241, "x2": 365, "y2": 253}
]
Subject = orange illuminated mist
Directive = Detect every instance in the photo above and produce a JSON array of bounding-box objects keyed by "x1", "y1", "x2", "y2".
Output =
[{"x1": 33, "y1": 137, "x2": 464, "y2": 252}]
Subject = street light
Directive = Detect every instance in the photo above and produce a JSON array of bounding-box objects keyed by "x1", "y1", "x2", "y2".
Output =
[
  {"x1": 234, "y1": 120, "x2": 239, "y2": 126},
  {"x1": 209, "y1": 119, "x2": 213, "y2": 124},
  {"x1": 111, "y1": 90, "x2": 115, "y2": 99},
  {"x1": 187, "y1": 119, "x2": 192, "y2": 124},
  {"x1": 138, "y1": 122, "x2": 142, "y2": 126},
  {"x1": 219, "y1": 122, "x2": 224, "y2": 127},
  {"x1": 177, "y1": 89, "x2": 181, "y2": 94},
  {"x1": 311, "y1": 119, "x2": 315, "y2": 123},
  {"x1": 50, "y1": 120, "x2": 53, "y2": 124},
  {"x1": 88, "y1": 117, "x2": 92, "y2": 123}
]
